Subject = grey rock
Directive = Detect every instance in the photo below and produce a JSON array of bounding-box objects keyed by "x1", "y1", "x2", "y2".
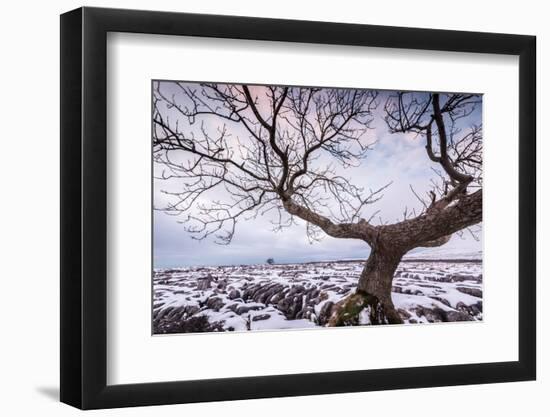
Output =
[
  {"x1": 288, "y1": 285, "x2": 306, "y2": 296},
  {"x1": 252, "y1": 314, "x2": 271, "y2": 321},
  {"x1": 289, "y1": 295, "x2": 303, "y2": 319},
  {"x1": 241, "y1": 285, "x2": 257, "y2": 300},
  {"x1": 197, "y1": 275, "x2": 214, "y2": 290},
  {"x1": 415, "y1": 306, "x2": 447, "y2": 323},
  {"x1": 318, "y1": 301, "x2": 335, "y2": 325},
  {"x1": 417, "y1": 283, "x2": 442, "y2": 289},
  {"x1": 450, "y1": 274, "x2": 476, "y2": 283},
  {"x1": 216, "y1": 279, "x2": 228, "y2": 290},
  {"x1": 269, "y1": 291, "x2": 285, "y2": 305},
  {"x1": 276, "y1": 297, "x2": 293, "y2": 314},
  {"x1": 275, "y1": 294, "x2": 303, "y2": 319},
  {"x1": 205, "y1": 297, "x2": 224, "y2": 311},
  {"x1": 251, "y1": 284, "x2": 268, "y2": 301},
  {"x1": 474, "y1": 300, "x2": 483, "y2": 313},
  {"x1": 228, "y1": 289, "x2": 241, "y2": 300},
  {"x1": 256, "y1": 283, "x2": 282, "y2": 304},
  {"x1": 307, "y1": 288, "x2": 320, "y2": 300},
  {"x1": 236, "y1": 305, "x2": 262, "y2": 315},
  {"x1": 300, "y1": 306, "x2": 315, "y2": 320},
  {"x1": 186, "y1": 305, "x2": 200, "y2": 316},
  {"x1": 226, "y1": 303, "x2": 239, "y2": 313},
  {"x1": 446, "y1": 311, "x2": 474, "y2": 321},
  {"x1": 456, "y1": 302, "x2": 469, "y2": 312},
  {"x1": 157, "y1": 306, "x2": 174, "y2": 320},
  {"x1": 429, "y1": 296, "x2": 452, "y2": 308},
  {"x1": 166, "y1": 306, "x2": 185, "y2": 320},
  {"x1": 397, "y1": 308, "x2": 411, "y2": 320},
  {"x1": 456, "y1": 286, "x2": 482, "y2": 298}
]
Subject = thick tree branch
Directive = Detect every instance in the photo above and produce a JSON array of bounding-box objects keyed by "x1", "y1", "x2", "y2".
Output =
[
  {"x1": 282, "y1": 198, "x2": 377, "y2": 242},
  {"x1": 380, "y1": 189, "x2": 482, "y2": 251},
  {"x1": 432, "y1": 93, "x2": 474, "y2": 185}
]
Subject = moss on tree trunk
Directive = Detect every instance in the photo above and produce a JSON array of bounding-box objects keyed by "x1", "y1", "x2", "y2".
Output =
[{"x1": 328, "y1": 242, "x2": 404, "y2": 326}]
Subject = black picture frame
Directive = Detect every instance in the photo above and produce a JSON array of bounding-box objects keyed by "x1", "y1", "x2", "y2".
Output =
[{"x1": 60, "y1": 6, "x2": 536, "y2": 410}]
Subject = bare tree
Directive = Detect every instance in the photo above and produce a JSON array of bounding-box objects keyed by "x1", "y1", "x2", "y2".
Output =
[{"x1": 153, "y1": 82, "x2": 482, "y2": 325}]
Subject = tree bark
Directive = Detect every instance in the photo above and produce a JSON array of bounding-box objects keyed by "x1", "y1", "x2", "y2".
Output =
[
  {"x1": 327, "y1": 239, "x2": 404, "y2": 326},
  {"x1": 356, "y1": 245, "x2": 403, "y2": 323}
]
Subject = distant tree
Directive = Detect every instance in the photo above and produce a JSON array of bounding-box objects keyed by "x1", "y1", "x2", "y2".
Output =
[
  {"x1": 153, "y1": 82, "x2": 482, "y2": 325},
  {"x1": 266, "y1": 258, "x2": 275, "y2": 265}
]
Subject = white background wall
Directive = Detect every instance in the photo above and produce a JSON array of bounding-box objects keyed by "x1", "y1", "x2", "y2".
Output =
[{"x1": 0, "y1": 0, "x2": 545, "y2": 415}]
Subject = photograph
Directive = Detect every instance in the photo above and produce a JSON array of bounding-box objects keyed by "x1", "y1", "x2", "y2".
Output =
[{"x1": 152, "y1": 81, "x2": 483, "y2": 334}]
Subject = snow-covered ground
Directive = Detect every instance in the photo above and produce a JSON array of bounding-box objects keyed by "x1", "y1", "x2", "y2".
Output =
[{"x1": 153, "y1": 260, "x2": 482, "y2": 334}]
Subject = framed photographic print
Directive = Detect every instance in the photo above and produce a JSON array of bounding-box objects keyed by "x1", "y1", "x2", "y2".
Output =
[{"x1": 60, "y1": 6, "x2": 536, "y2": 409}]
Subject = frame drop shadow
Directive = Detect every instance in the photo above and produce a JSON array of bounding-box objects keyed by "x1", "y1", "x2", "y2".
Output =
[{"x1": 36, "y1": 386, "x2": 59, "y2": 401}]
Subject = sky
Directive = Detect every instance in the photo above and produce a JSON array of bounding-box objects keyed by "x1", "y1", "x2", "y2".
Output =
[{"x1": 153, "y1": 83, "x2": 482, "y2": 268}]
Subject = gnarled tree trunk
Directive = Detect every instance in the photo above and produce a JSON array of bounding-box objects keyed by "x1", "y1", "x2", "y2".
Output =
[
  {"x1": 356, "y1": 244, "x2": 404, "y2": 323},
  {"x1": 328, "y1": 240, "x2": 404, "y2": 325}
]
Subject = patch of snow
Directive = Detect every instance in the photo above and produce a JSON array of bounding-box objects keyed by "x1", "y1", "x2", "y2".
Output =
[{"x1": 359, "y1": 306, "x2": 372, "y2": 325}]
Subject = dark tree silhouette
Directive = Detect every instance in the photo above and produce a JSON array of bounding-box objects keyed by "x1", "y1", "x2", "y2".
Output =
[{"x1": 153, "y1": 82, "x2": 482, "y2": 325}]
